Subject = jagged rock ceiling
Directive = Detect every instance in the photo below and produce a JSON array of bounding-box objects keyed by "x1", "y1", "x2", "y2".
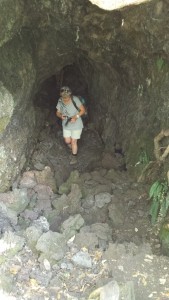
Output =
[{"x1": 0, "y1": 0, "x2": 169, "y2": 191}]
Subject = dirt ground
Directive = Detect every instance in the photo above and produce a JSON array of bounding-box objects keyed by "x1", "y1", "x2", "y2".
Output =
[
  {"x1": 27, "y1": 119, "x2": 169, "y2": 299},
  {"x1": 1, "y1": 118, "x2": 169, "y2": 300}
]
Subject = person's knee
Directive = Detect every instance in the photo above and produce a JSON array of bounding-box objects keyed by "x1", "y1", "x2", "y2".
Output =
[
  {"x1": 64, "y1": 137, "x2": 71, "y2": 144},
  {"x1": 71, "y1": 139, "x2": 77, "y2": 145}
]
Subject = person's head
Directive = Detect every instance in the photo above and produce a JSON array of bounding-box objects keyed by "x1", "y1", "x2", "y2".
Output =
[{"x1": 60, "y1": 86, "x2": 72, "y2": 98}]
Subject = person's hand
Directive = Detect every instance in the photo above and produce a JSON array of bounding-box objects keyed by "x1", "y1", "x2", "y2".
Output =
[
  {"x1": 61, "y1": 115, "x2": 67, "y2": 120},
  {"x1": 70, "y1": 116, "x2": 77, "y2": 123}
]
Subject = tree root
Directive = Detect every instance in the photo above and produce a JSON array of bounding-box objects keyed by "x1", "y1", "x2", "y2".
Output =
[
  {"x1": 154, "y1": 129, "x2": 169, "y2": 161},
  {"x1": 138, "y1": 129, "x2": 169, "y2": 183},
  {"x1": 138, "y1": 161, "x2": 162, "y2": 183}
]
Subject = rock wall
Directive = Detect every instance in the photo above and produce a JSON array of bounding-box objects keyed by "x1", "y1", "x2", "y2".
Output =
[
  {"x1": 76, "y1": 0, "x2": 169, "y2": 173},
  {"x1": 0, "y1": 0, "x2": 169, "y2": 191}
]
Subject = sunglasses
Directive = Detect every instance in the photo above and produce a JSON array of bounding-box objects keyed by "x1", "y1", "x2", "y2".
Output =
[{"x1": 60, "y1": 88, "x2": 70, "y2": 93}]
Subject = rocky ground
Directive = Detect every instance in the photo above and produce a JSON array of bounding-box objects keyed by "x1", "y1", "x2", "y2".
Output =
[{"x1": 1, "y1": 117, "x2": 169, "y2": 300}]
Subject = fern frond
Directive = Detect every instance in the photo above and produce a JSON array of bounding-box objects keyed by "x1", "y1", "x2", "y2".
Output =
[
  {"x1": 149, "y1": 180, "x2": 169, "y2": 225},
  {"x1": 165, "y1": 193, "x2": 169, "y2": 211},
  {"x1": 154, "y1": 184, "x2": 164, "y2": 200},
  {"x1": 149, "y1": 181, "x2": 160, "y2": 198},
  {"x1": 150, "y1": 199, "x2": 160, "y2": 225}
]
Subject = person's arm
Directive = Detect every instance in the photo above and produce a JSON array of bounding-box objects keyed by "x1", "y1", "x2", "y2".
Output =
[
  {"x1": 56, "y1": 110, "x2": 66, "y2": 120},
  {"x1": 71, "y1": 104, "x2": 85, "y2": 122}
]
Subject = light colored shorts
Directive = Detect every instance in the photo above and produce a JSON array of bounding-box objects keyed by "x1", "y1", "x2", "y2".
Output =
[{"x1": 63, "y1": 129, "x2": 82, "y2": 139}]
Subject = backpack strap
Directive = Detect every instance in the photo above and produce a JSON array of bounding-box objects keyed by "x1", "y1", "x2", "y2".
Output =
[{"x1": 71, "y1": 96, "x2": 80, "y2": 112}]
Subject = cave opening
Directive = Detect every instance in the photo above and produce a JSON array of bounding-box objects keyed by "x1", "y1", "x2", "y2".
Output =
[
  {"x1": 0, "y1": 0, "x2": 168, "y2": 194},
  {"x1": 34, "y1": 62, "x2": 91, "y2": 119},
  {"x1": 1, "y1": 1, "x2": 169, "y2": 297},
  {"x1": 29, "y1": 58, "x2": 108, "y2": 185}
]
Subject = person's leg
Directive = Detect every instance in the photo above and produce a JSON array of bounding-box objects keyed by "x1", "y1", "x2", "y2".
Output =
[
  {"x1": 71, "y1": 129, "x2": 83, "y2": 154},
  {"x1": 64, "y1": 137, "x2": 72, "y2": 148},
  {"x1": 69, "y1": 129, "x2": 82, "y2": 165},
  {"x1": 71, "y1": 138, "x2": 78, "y2": 154},
  {"x1": 63, "y1": 129, "x2": 72, "y2": 148}
]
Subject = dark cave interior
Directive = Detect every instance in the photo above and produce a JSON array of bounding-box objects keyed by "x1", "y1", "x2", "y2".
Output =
[{"x1": 34, "y1": 63, "x2": 90, "y2": 120}]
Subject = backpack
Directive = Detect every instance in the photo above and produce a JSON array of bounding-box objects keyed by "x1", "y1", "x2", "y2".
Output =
[{"x1": 72, "y1": 96, "x2": 88, "y2": 122}]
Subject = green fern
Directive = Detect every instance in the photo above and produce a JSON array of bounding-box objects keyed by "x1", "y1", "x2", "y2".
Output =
[
  {"x1": 149, "y1": 180, "x2": 169, "y2": 225},
  {"x1": 139, "y1": 149, "x2": 150, "y2": 165},
  {"x1": 149, "y1": 181, "x2": 161, "y2": 198},
  {"x1": 156, "y1": 57, "x2": 164, "y2": 71}
]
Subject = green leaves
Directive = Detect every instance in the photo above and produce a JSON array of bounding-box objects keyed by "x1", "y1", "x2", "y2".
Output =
[
  {"x1": 149, "y1": 180, "x2": 169, "y2": 225},
  {"x1": 156, "y1": 57, "x2": 165, "y2": 71},
  {"x1": 139, "y1": 149, "x2": 150, "y2": 165},
  {"x1": 149, "y1": 181, "x2": 161, "y2": 199},
  {"x1": 150, "y1": 199, "x2": 160, "y2": 225}
]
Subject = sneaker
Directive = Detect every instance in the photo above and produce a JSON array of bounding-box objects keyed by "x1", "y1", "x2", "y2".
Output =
[{"x1": 70, "y1": 156, "x2": 77, "y2": 165}]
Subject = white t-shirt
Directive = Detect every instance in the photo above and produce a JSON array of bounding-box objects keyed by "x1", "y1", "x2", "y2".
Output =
[{"x1": 56, "y1": 96, "x2": 84, "y2": 130}]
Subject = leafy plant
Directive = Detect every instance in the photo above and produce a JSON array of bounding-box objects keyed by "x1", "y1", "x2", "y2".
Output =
[
  {"x1": 156, "y1": 57, "x2": 164, "y2": 71},
  {"x1": 139, "y1": 149, "x2": 150, "y2": 165},
  {"x1": 149, "y1": 180, "x2": 169, "y2": 225}
]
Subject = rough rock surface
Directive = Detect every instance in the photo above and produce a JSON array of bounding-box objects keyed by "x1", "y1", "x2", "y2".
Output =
[
  {"x1": 0, "y1": 0, "x2": 169, "y2": 190},
  {"x1": 0, "y1": 125, "x2": 169, "y2": 300}
]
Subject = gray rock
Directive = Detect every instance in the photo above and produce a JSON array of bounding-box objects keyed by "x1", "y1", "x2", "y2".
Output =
[
  {"x1": 25, "y1": 225, "x2": 43, "y2": 253},
  {"x1": 0, "y1": 211, "x2": 14, "y2": 233},
  {"x1": 59, "y1": 170, "x2": 81, "y2": 195},
  {"x1": 103, "y1": 243, "x2": 127, "y2": 261},
  {"x1": 0, "y1": 188, "x2": 29, "y2": 214},
  {"x1": 91, "y1": 223, "x2": 112, "y2": 241},
  {"x1": 0, "y1": 202, "x2": 18, "y2": 230},
  {"x1": 0, "y1": 273, "x2": 14, "y2": 293},
  {"x1": 36, "y1": 230, "x2": 67, "y2": 263},
  {"x1": 83, "y1": 183, "x2": 112, "y2": 197},
  {"x1": 88, "y1": 280, "x2": 120, "y2": 300},
  {"x1": 119, "y1": 281, "x2": 135, "y2": 300},
  {"x1": 49, "y1": 276, "x2": 62, "y2": 288},
  {"x1": 95, "y1": 192, "x2": 112, "y2": 208},
  {"x1": 67, "y1": 183, "x2": 82, "y2": 214},
  {"x1": 75, "y1": 232, "x2": 99, "y2": 250},
  {"x1": 32, "y1": 216, "x2": 50, "y2": 232},
  {"x1": 0, "y1": 231, "x2": 25, "y2": 260},
  {"x1": 19, "y1": 171, "x2": 37, "y2": 188},
  {"x1": 72, "y1": 251, "x2": 92, "y2": 268},
  {"x1": 52, "y1": 193, "x2": 69, "y2": 212},
  {"x1": 82, "y1": 195, "x2": 95, "y2": 209},
  {"x1": 33, "y1": 184, "x2": 53, "y2": 213},
  {"x1": 61, "y1": 214, "x2": 85, "y2": 240},
  {"x1": 34, "y1": 162, "x2": 46, "y2": 170},
  {"x1": 60, "y1": 262, "x2": 73, "y2": 270},
  {"x1": 20, "y1": 208, "x2": 39, "y2": 221},
  {"x1": 30, "y1": 269, "x2": 52, "y2": 287},
  {"x1": 34, "y1": 166, "x2": 57, "y2": 193},
  {"x1": 108, "y1": 202, "x2": 125, "y2": 227}
]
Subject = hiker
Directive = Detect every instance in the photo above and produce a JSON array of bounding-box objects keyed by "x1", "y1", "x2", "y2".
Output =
[{"x1": 56, "y1": 86, "x2": 86, "y2": 165}]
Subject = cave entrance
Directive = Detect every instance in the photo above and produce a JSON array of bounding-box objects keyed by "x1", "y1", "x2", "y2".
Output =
[
  {"x1": 30, "y1": 62, "x2": 104, "y2": 186},
  {"x1": 34, "y1": 62, "x2": 90, "y2": 117}
]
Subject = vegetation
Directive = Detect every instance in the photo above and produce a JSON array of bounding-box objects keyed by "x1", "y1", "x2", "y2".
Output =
[
  {"x1": 149, "y1": 180, "x2": 169, "y2": 225},
  {"x1": 139, "y1": 149, "x2": 150, "y2": 165},
  {"x1": 156, "y1": 57, "x2": 165, "y2": 71}
]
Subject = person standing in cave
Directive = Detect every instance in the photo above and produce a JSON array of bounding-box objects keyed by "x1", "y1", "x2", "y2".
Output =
[{"x1": 56, "y1": 86, "x2": 85, "y2": 165}]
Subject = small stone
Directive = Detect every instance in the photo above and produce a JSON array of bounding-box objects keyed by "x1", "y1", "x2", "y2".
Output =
[
  {"x1": 72, "y1": 251, "x2": 92, "y2": 268},
  {"x1": 43, "y1": 259, "x2": 51, "y2": 271}
]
